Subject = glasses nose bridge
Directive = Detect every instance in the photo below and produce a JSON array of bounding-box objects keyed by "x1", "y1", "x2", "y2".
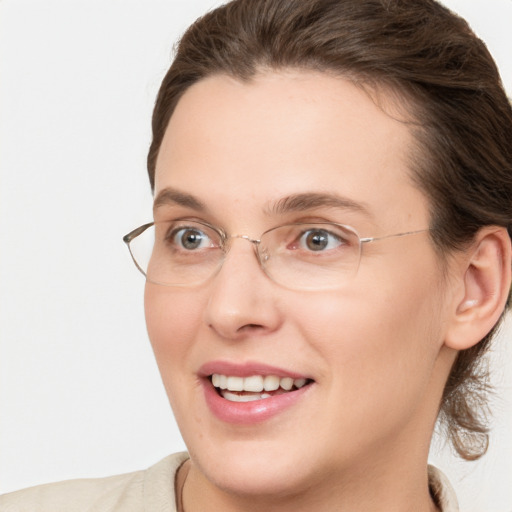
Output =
[
  {"x1": 223, "y1": 233, "x2": 265, "y2": 267},
  {"x1": 230, "y1": 233, "x2": 261, "y2": 246}
]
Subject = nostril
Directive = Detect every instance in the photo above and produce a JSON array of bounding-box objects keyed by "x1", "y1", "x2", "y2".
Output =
[{"x1": 237, "y1": 323, "x2": 264, "y2": 332}]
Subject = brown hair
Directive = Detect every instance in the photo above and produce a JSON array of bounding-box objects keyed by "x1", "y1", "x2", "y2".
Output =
[{"x1": 147, "y1": 0, "x2": 512, "y2": 460}]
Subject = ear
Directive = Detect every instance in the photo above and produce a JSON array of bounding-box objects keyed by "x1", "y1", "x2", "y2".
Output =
[{"x1": 444, "y1": 226, "x2": 511, "y2": 350}]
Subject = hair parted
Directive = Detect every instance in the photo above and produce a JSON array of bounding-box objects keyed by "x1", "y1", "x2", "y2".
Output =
[{"x1": 147, "y1": 0, "x2": 512, "y2": 460}]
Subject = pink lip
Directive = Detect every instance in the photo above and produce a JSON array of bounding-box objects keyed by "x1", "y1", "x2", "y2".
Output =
[{"x1": 199, "y1": 360, "x2": 313, "y2": 425}]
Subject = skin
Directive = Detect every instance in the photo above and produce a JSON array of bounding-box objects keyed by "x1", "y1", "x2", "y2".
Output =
[{"x1": 145, "y1": 70, "x2": 460, "y2": 512}]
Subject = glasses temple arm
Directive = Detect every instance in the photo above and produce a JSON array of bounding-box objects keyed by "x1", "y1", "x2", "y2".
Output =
[{"x1": 123, "y1": 222, "x2": 155, "y2": 244}]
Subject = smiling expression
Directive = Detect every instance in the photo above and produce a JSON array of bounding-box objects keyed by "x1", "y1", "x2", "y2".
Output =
[{"x1": 144, "y1": 70, "x2": 455, "y2": 502}]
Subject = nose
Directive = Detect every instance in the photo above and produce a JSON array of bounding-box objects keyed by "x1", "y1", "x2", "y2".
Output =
[{"x1": 204, "y1": 238, "x2": 283, "y2": 340}]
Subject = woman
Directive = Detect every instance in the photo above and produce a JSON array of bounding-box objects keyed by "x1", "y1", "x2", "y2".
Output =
[{"x1": 2, "y1": 0, "x2": 511, "y2": 510}]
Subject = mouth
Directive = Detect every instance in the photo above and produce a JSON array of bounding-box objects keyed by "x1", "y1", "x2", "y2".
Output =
[
  {"x1": 199, "y1": 361, "x2": 314, "y2": 423},
  {"x1": 210, "y1": 373, "x2": 312, "y2": 402}
]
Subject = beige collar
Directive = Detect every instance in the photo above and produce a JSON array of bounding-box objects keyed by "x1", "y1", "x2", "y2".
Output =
[{"x1": 428, "y1": 465, "x2": 459, "y2": 511}]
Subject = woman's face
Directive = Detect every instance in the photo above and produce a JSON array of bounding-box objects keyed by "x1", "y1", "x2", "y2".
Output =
[{"x1": 146, "y1": 71, "x2": 454, "y2": 497}]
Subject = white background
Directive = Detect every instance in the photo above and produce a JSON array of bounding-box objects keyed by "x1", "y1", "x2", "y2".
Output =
[{"x1": 1, "y1": 1, "x2": 511, "y2": 510}]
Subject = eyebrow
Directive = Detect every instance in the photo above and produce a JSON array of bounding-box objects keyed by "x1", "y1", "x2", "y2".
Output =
[
  {"x1": 153, "y1": 188, "x2": 371, "y2": 219},
  {"x1": 266, "y1": 192, "x2": 372, "y2": 217},
  {"x1": 153, "y1": 187, "x2": 207, "y2": 212}
]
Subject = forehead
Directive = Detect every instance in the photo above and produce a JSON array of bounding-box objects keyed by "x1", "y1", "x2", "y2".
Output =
[{"x1": 154, "y1": 70, "x2": 429, "y2": 231}]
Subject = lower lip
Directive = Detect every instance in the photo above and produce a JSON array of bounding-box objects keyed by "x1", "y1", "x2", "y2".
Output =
[{"x1": 203, "y1": 380, "x2": 312, "y2": 424}]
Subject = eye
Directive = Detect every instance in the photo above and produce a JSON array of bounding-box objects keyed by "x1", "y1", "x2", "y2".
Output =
[
  {"x1": 298, "y1": 229, "x2": 344, "y2": 251},
  {"x1": 170, "y1": 227, "x2": 215, "y2": 250}
]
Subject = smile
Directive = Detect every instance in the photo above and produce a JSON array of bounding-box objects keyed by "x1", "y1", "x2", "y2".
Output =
[
  {"x1": 200, "y1": 362, "x2": 314, "y2": 424},
  {"x1": 211, "y1": 374, "x2": 309, "y2": 402}
]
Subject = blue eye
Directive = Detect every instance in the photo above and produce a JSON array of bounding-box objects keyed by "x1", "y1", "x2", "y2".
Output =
[
  {"x1": 299, "y1": 229, "x2": 344, "y2": 251},
  {"x1": 172, "y1": 227, "x2": 213, "y2": 250}
]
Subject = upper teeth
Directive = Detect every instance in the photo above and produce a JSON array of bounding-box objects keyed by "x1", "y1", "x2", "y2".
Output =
[{"x1": 211, "y1": 374, "x2": 307, "y2": 392}]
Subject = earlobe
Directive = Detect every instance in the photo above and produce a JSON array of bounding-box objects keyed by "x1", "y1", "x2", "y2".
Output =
[{"x1": 445, "y1": 227, "x2": 511, "y2": 351}]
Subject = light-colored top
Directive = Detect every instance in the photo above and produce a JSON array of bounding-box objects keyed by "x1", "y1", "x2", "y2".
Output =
[{"x1": 0, "y1": 452, "x2": 459, "y2": 511}]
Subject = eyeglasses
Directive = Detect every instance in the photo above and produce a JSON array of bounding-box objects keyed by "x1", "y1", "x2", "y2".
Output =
[{"x1": 123, "y1": 219, "x2": 428, "y2": 291}]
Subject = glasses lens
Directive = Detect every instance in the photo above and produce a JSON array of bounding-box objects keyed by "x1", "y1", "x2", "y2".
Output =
[
  {"x1": 129, "y1": 221, "x2": 223, "y2": 286},
  {"x1": 259, "y1": 223, "x2": 361, "y2": 290},
  {"x1": 126, "y1": 221, "x2": 362, "y2": 290}
]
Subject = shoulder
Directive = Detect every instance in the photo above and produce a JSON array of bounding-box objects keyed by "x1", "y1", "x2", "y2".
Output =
[
  {"x1": 0, "y1": 452, "x2": 189, "y2": 512},
  {"x1": 0, "y1": 472, "x2": 143, "y2": 512}
]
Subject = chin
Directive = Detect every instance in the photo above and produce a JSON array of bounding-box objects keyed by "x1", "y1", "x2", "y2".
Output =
[{"x1": 191, "y1": 446, "x2": 317, "y2": 498}]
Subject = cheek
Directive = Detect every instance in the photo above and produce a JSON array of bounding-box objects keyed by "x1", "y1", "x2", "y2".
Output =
[
  {"x1": 293, "y1": 269, "x2": 445, "y2": 411},
  {"x1": 144, "y1": 284, "x2": 205, "y2": 370}
]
